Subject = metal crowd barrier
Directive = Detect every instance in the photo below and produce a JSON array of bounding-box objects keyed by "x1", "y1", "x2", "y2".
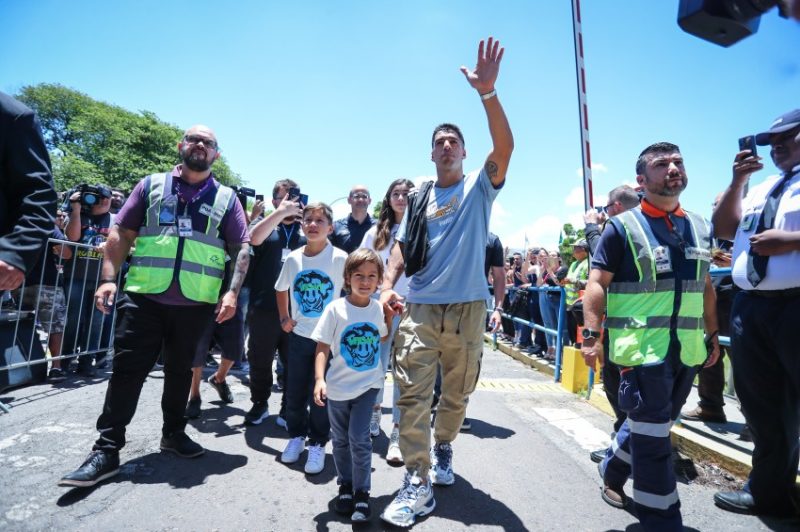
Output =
[
  {"x1": 487, "y1": 268, "x2": 735, "y2": 399},
  {"x1": 488, "y1": 285, "x2": 568, "y2": 383},
  {"x1": 0, "y1": 238, "x2": 120, "y2": 409}
]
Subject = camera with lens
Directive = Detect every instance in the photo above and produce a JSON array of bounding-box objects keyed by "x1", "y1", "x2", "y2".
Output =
[
  {"x1": 78, "y1": 184, "x2": 112, "y2": 209},
  {"x1": 678, "y1": 0, "x2": 789, "y2": 47},
  {"x1": 231, "y1": 185, "x2": 256, "y2": 210}
]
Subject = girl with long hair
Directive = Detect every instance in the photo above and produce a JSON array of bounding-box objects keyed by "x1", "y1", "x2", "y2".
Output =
[{"x1": 360, "y1": 178, "x2": 414, "y2": 464}]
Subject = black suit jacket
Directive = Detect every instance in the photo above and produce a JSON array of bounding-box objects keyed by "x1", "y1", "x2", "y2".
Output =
[{"x1": 0, "y1": 92, "x2": 57, "y2": 274}]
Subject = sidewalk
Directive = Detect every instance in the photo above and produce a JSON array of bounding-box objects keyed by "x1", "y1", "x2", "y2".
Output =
[{"x1": 485, "y1": 332, "x2": 798, "y2": 481}]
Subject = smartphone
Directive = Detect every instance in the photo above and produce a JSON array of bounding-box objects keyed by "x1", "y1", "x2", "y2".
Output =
[
  {"x1": 288, "y1": 187, "x2": 301, "y2": 199},
  {"x1": 299, "y1": 193, "x2": 309, "y2": 205},
  {"x1": 255, "y1": 194, "x2": 264, "y2": 202},
  {"x1": 738, "y1": 135, "x2": 757, "y2": 158}
]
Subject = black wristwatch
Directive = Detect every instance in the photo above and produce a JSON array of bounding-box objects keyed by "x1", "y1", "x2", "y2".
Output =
[{"x1": 582, "y1": 328, "x2": 601, "y2": 341}]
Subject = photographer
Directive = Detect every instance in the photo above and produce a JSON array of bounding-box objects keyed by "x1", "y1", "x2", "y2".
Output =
[{"x1": 63, "y1": 184, "x2": 115, "y2": 376}]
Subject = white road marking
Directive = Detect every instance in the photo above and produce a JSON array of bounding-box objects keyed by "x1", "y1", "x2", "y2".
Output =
[{"x1": 534, "y1": 407, "x2": 611, "y2": 451}]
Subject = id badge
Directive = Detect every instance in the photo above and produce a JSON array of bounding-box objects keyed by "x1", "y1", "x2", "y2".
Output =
[
  {"x1": 281, "y1": 247, "x2": 291, "y2": 262},
  {"x1": 177, "y1": 216, "x2": 193, "y2": 237},
  {"x1": 653, "y1": 245, "x2": 672, "y2": 274},
  {"x1": 740, "y1": 213, "x2": 756, "y2": 232},
  {"x1": 158, "y1": 199, "x2": 177, "y2": 226}
]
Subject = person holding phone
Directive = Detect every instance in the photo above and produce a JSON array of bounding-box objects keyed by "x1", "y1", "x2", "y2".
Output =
[{"x1": 712, "y1": 109, "x2": 800, "y2": 517}]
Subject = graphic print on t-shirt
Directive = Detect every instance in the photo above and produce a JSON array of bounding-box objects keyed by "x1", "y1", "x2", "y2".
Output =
[
  {"x1": 293, "y1": 269, "x2": 335, "y2": 317},
  {"x1": 427, "y1": 196, "x2": 460, "y2": 226},
  {"x1": 339, "y1": 321, "x2": 381, "y2": 372}
]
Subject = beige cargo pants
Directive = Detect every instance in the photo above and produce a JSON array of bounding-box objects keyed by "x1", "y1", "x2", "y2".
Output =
[{"x1": 392, "y1": 300, "x2": 485, "y2": 476}]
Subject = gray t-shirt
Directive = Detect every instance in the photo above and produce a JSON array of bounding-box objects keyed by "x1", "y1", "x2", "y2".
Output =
[
  {"x1": 398, "y1": 168, "x2": 501, "y2": 304},
  {"x1": 312, "y1": 297, "x2": 388, "y2": 401}
]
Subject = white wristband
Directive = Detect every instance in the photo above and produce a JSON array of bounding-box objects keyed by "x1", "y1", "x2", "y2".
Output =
[{"x1": 480, "y1": 89, "x2": 497, "y2": 101}]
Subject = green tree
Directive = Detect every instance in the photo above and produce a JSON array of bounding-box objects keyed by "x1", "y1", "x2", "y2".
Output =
[
  {"x1": 558, "y1": 223, "x2": 586, "y2": 267},
  {"x1": 373, "y1": 200, "x2": 383, "y2": 220},
  {"x1": 16, "y1": 83, "x2": 241, "y2": 193}
]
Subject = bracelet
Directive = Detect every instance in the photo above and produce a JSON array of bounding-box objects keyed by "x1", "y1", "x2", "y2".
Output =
[
  {"x1": 480, "y1": 89, "x2": 497, "y2": 101},
  {"x1": 99, "y1": 279, "x2": 117, "y2": 285},
  {"x1": 493, "y1": 306, "x2": 503, "y2": 312}
]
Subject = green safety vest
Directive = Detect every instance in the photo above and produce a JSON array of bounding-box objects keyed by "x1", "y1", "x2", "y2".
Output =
[
  {"x1": 565, "y1": 258, "x2": 589, "y2": 306},
  {"x1": 124, "y1": 173, "x2": 234, "y2": 304},
  {"x1": 605, "y1": 207, "x2": 711, "y2": 367}
]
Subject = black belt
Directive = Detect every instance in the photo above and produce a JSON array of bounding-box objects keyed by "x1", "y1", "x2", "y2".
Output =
[{"x1": 744, "y1": 287, "x2": 800, "y2": 299}]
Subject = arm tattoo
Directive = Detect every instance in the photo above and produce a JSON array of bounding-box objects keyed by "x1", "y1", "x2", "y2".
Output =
[
  {"x1": 226, "y1": 242, "x2": 250, "y2": 295},
  {"x1": 485, "y1": 160, "x2": 498, "y2": 179}
]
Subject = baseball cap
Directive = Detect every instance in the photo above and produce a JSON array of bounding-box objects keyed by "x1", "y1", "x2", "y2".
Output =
[
  {"x1": 755, "y1": 109, "x2": 800, "y2": 146},
  {"x1": 573, "y1": 239, "x2": 588, "y2": 249}
]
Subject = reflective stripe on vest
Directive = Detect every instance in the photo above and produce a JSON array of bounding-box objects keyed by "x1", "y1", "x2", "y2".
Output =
[
  {"x1": 606, "y1": 207, "x2": 710, "y2": 367},
  {"x1": 124, "y1": 172, "x2": 234, "y2": 303},
  {"x1": 565, "y1": 258, "x2": 588, "y2": 306}
]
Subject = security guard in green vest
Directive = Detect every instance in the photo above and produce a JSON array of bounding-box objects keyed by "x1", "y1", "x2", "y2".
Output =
[
  {"x1": 581, "y1": 142, "x2": 720, "y2": 531},
  {"x1": 59, "y1": 125, "x2": 251, "y2": 488}
]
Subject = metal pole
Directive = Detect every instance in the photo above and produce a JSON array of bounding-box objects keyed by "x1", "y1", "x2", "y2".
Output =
[{"x1": 571, "y1": 0, "x2": 596, "y2": 398}]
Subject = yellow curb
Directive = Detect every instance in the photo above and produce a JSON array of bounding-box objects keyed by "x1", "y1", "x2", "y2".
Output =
[{"x1": 669, "y1": 424, "x2": 753, "y2": 479}]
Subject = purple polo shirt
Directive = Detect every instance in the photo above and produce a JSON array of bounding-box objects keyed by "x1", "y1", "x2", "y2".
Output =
[{"x1": 116, "y1": 165, "x2": 250, "y2": 306}]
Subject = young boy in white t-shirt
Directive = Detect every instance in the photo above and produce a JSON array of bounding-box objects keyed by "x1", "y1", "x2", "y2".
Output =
[
  {"x1": 312, "y1": 248, "x2": 392, "y2": 522},
  {"x1": 275, "y1": 202, "x2": 347, "y2": 475}
]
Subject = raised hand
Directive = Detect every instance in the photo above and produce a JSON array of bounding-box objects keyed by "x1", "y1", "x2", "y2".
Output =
[{"x1": 460, "y1": 37, "x2": 504, "y2": 94}]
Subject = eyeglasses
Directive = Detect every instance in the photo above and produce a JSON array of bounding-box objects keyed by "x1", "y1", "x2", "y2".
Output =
[
  {"x1": 351, "y1": 193, "x2": 370, "y2": 200},
  {"x1": 183, "y1": 135, "x2": 218, "y2": 150}
]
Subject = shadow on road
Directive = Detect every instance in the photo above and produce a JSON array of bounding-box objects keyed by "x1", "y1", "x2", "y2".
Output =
[
  {"x1": 56, "y1": 449, "x2": 248, "y2": 506},
  {"x1": 461, "y1": 418, "x2": 515, "y2": 440},
  {"x1": 312, "y1": 474, "x2": 529, "y2": 531}
]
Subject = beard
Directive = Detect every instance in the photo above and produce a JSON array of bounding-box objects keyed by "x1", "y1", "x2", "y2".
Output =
[
  {"x1": 646, "y1": 175, "x2": 687, "y2": 197},
  {"x1": 181, "y1": 147, "x2": 213, "y2": 172}
]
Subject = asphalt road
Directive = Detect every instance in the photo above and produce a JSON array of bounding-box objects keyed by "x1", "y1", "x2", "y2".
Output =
[{"x1": 1, "y1": 345, "x2": 797, "y2": 531}]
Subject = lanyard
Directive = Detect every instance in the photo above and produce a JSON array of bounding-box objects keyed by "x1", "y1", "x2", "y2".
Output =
[
  {"x1": 280, "y1": 224, "x2": 296, "y2": 249},
  {"x1": 175, "y1": 176, "x2": 213, "y2": 207}
]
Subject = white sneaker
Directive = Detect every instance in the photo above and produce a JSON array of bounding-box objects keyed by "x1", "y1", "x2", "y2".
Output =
[
  {"x1": 380, "y1": 472, "x2": 436, "y2": 527},
  {"x1": 429, "y1": 442, "x2": 455, "y2": 486},
  {"x1": 369, "y1": 409, "x2": 381, "y2": 437},
  {"x1": 304, "y1": 443, "x2": 326, "y2": 475},
  {"x1": 276, "y1": 416, "x2": 288, "y2": 430},
  {"x1": 386, "y1": 426, "x2": 403, "y2": 464},
  {"x1": 281, "y1": 437, "x2": 305, "y2": 464}
]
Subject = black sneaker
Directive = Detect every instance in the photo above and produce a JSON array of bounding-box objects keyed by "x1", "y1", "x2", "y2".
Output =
[
  {"x1": 78, "y1": 362, "x2": 97, "y2": 378},
  {"x1": 205, "y1": 353, "x2": 219, "y2": 368},
  {"x1": 351, "y1": 490, "x2": 371, "y2": 522},
  {"x1": 160, "y1": 432, "x2": 205, "y2": 458},
  {"x1": 59, "y1": 450, "x2": 120, "y2": 488},
  {"x1": 185, "y1": 397, "x2": 202, "y2": 419},
  {"x1": 244, "y1": 401, "x2": 269, "y2": 425},
  {"x1": 207, "y1": 375, "x2": 234, "y2": 404},
  {"x1": 335, "y1": 483, "x2": 354, "y2": 514},
  {"x1": 460, "y1": 418, "x2": 472, "y2": 431},
  {"x1": 48, "y1": 367, "x2": 67, "y2": 382}
]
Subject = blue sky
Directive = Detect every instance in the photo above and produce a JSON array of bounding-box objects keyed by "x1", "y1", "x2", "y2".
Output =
[{"x1": 2, "y1": 1, "x2": 798, "y2": 250}]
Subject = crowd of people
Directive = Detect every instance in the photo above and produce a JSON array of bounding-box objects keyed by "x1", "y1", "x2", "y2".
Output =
[{"x1": 2, "y1": 35, "x2": 800, "y2": 530}]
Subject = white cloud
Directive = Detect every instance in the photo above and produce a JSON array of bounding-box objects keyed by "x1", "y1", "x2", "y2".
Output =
[
  {"x1": 489, "y1": 200, "x2": 511, "y2": 231},
  {"x1": 498, "y1": 215, "x2": 563, "y2": 252},
  {"x1": 575, "y1": 162, "x2": 609, "y2": 177},
  {"x1": 565, "y1": 186, "x2": 585, "y2": 207}
]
